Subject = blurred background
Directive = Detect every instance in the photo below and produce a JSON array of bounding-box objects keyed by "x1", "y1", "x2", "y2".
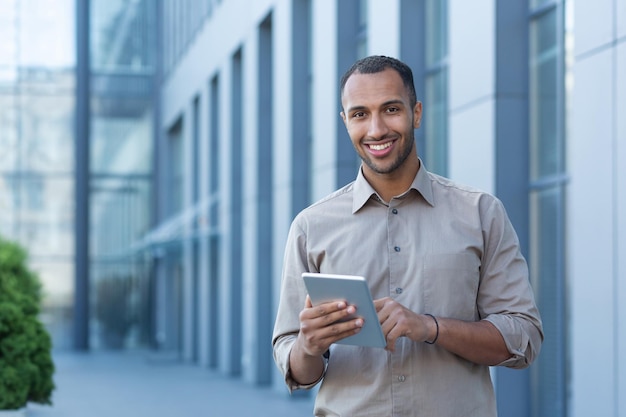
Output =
[{"x1": 0, "y1": 0, "x2": 624, "y2": 416}]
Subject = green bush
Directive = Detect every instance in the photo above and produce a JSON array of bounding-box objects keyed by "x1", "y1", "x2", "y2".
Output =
[{"x1": 0, "y1": 236, "x2": 55, "y2": 410}]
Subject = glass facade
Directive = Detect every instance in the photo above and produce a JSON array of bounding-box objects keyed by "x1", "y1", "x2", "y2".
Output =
[
  {"x1": 424, "y1": 0, "x2": 448, "y2": 176},
  {"x1": 162, "y1": 0, "x2": 221, "y2": 78},
  {"x1": 0, "y1": 0, "x2": 76, "y2": 348},
  {"x1": 291, "y1": 0, "x2": 313, "y2": 216},
  {"x1": 529, "y1": 2, "x2": 567, "y2": 416},
  {"x1": 336, "y1": 0, "x2": 369, "y2": 185},
  {"x1": 88, "y1": 0, "x2": 157, "y2": 349},
  {"x1": 356, "y1": 0, "x2": 368, "y2": 59}
]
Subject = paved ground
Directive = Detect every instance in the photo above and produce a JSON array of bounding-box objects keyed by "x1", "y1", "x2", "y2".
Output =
[{"x1": 26, "y1": 350, "x2": 315, "y2": 417}]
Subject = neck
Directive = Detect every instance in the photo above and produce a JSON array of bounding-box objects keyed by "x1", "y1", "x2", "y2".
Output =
[{"x1": 363, "y1": 153, "x2": 420, "y2": 203}]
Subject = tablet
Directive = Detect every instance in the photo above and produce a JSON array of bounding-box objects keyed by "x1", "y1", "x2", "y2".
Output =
[{"x1": 302, "y1": 273, "x2": 386, "y2": 348}]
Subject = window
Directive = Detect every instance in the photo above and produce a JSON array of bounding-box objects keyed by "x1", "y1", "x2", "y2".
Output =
[
  {"x1": 25, "y1": 174, "x2": 44, "y2": 210},
  {"x1": 528, "y1": 2, "x2": 567, "y2": 416},
  {"x1": 356, "y1": 0, "x2": 368, "y2": 59},
  {"x1": 291, "y1": 0, "x2": 312, "y2": 215},
  {"x1": 167, "y1": 119, "x2": 184, "y2": 217},
  {"x1": 337, "y1": 0, "x2": 368, "y2": 185},
  {"x1": 207, "y1": 73, "x2": 220, "y2": 368},
  {"x1": 424, "y1": 0, "x2": 448, "y2": 176}
]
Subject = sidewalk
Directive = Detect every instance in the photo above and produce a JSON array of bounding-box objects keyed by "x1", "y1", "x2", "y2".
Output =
[{"x1": 26, "y1": 350, "x2": 315, "y2": 417}]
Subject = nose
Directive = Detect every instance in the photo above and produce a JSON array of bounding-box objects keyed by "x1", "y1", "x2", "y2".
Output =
[{"x1": 367, "y1": 113, "x2": 389, "y2": 139}]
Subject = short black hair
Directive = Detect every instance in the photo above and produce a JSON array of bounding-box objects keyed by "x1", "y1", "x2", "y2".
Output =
[{"x1": 340, "y1": 55, "x2": 417, "y2": 108}]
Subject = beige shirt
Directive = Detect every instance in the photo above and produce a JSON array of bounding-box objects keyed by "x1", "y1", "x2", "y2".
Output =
[{"x1": 272, "y1": 163, "x2": 543, "y2": 417}]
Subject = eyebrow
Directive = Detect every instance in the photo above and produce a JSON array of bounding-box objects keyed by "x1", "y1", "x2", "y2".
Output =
[{"x1": 346, "y1": 99, "x2": 405, "y2": 114}]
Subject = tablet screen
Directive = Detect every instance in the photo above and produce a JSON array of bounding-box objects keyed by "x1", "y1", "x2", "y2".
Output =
[{"x1": 302, "y1": 273, "x2": 386, "y2": 348}]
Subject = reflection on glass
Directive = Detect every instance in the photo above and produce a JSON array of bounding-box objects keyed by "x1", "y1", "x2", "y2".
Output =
[
  {"x1": 530, "y1": 0, "x2": 555, "y2": 9},
  {"x1": 357, "y1": 0, "x2": 368, "y2": 60},
  {"x1": 425, "y1": 69, "x2": 448, "y2": 176},
  {"x1": 530, "y1": 188, "x2": 565, "y2": 417},
  {"x1": 91, "y1": 0, "x2": 156, "y2": 73},
  {"x1": 89, "y1": 0, "x2": 156, "y2": 350},
  {"x1": 0, "y1": 0, "x2": 76, "y2": 349},
  {"x1": 167, "y1": 121, "x2": 184, "y2": 217},
  {"x1": 425, "y1": 0, "x2": 448, "y2": 67},
  {"x1": 529, "y1": 4, "x2": 566, "y2": 417},
  {"x1": 424, "y1": 0, "x2": 448, "y2": 176},
  {"x1": 530, "y1": 8, "x2": 563, "y2": 180}
]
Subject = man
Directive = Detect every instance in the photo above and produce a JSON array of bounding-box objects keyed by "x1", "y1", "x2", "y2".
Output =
[{"x1": 272, "y1": 55, "x2": 543, "y2": 416}]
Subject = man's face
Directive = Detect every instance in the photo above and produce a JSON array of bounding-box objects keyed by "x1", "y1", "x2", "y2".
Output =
[{"x1": 341, "y1": 68, "x2": 422, "y2": 176}]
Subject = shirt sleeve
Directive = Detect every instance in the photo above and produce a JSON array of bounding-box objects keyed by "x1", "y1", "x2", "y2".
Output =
[
  {"x1": 273, "y1": 334, "x2": 327, "y2": 392},
  {"x1": 478, "y1": 196, "x2": 544, "y2": 369},
  {"x1": 272, "y1": 217, "x2": 327, "y2": 391}
]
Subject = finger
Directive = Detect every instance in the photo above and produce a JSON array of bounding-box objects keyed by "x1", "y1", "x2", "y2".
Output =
[
  {"x1": 314, "y1": 305, "x2": 359, "y2": 330},
  {"x1": 385, "y1": 323, "x2": 405, "y2": 343},
  {"x1": 305, "y1": 295, "x2": 312, "y2": 308},
  {"x1": 317, "y1": 317, "x2": 364, "y2": 343},
  {"x1": 307, "y1": 299, "x2": 351, "y2": 320},
  {"x1": 300, "y1": 301, "x2": 357, "y2": 337},
  {"x1": 377, "y1": 302, "x2": 393, "y2": 325},
  {"x1": 385, "y1": 335, "x2": 396, "y2": 352},
  {"x1": 373, "y1": 297, "x2": 390, "y2": 312},
  {"x1": 386, "y1": 319, "x2": 412, "y2": 353},
  {"x1": 300, "y1": 316, "x2": 363, "y2": 352}
]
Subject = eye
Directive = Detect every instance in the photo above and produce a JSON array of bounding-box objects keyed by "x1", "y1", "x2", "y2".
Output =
[
  {"x1": 352, "y1": 111, "x2": 366, "y2": 119},
  {"x1": 386, "y1": 106, "x2": 400, "y2": 113}
]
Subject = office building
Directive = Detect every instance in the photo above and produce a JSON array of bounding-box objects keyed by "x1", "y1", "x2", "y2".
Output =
[{"x1": 0, "y1": 1, "x2": 623, "y2": 416}]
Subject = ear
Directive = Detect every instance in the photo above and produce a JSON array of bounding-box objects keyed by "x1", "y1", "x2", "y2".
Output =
[
  {"x1": 413, "y1": 101, "x2": 423, "y2": 129},
  {"x1": 340, "y1": 111, "x2": 347, "y2": 127}
]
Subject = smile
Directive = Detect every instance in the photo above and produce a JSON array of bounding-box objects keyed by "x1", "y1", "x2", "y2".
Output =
[{"x1": 368, "y1": 142, "x2": 393, "y2": 151}]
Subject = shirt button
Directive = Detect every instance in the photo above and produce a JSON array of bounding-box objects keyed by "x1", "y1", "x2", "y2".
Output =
[
  {"x1": 395, "y1": 287, "x2": 403, "y2": 294},
  {"x1": 392, "y1": 208, "x2": 398, "y2": 214},
  {"x1": 394, "y1": 246, "x2": 401, "y2": 252},
  {"x1": 398, "y1": 375, "x2": 406, "y2": 382}
]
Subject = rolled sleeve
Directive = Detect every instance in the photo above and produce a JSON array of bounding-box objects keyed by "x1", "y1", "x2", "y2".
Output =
[
  {"x1": 273, "y1": 334, "x2": 327, "y2": 392},
  {"x1": 485, "y1": 313, "x2": 543, "y2": 368},
  {"x1": 478, "y1": 197, "x2": 544, "y2": 369}
]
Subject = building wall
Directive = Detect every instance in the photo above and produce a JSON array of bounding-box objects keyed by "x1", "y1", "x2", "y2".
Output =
[
  {"x1": 569, "y1": 0, "x2": 626, "y2": 415},
  {"x1": 448, "y1": 0, "x2": 496, "y2": 193},
  {"x1": 310, "y1": 0, "x2": 340, "y2": 201},
  {"x1": 155, "y1": 0, "x2": 626, "y2": 415}
]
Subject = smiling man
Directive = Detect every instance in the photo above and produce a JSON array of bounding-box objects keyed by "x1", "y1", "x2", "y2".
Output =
[{"x1": 272, "y1": 55, "x2": 543, "y2": 417}]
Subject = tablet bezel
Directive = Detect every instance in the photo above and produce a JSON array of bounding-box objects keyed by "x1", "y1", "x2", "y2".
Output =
[{"x1": 302, "y1": 272, "x2": 386, "y2": 348}]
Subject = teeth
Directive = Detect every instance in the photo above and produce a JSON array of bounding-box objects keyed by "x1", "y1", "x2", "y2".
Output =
[{"x1": 369, "y1": 142, "x2": 392, "y2": 151}]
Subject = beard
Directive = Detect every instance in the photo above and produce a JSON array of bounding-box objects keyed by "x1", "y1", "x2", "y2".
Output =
[{"x1": 359, "y1": 131, "x2": 416, "y2": 175}]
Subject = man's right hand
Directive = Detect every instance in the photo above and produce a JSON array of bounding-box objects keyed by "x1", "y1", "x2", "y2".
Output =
[
  {"x1": 296, "y1": 295, "x2": 364, "y2": 356},
  {"x1": 288, "y1": 296, "x2": 364, "y2": 385}
]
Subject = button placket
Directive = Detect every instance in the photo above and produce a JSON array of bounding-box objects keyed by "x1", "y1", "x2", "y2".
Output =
[{"x1": 388, "y1": 204, "x2": 403, "y2": 299}]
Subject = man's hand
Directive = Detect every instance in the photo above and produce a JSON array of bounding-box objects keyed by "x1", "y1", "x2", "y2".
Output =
[
  {"x1": 288, "y1": 296, "x2": 364, "y2": 385},
  {"x1": 374, "y1": 297, "x2": 434, "y2": 351},
  {"x1": 374, "y1": 297, "x2": 512, "y2": 365},
  {"x1": 297, "y1": 295, "x2": 364, "y2": 356}
]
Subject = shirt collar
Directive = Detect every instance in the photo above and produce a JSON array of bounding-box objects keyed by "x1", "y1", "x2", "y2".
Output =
[{"x1": 352, "y1": 159, "x2": 435, "y2": 213}]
